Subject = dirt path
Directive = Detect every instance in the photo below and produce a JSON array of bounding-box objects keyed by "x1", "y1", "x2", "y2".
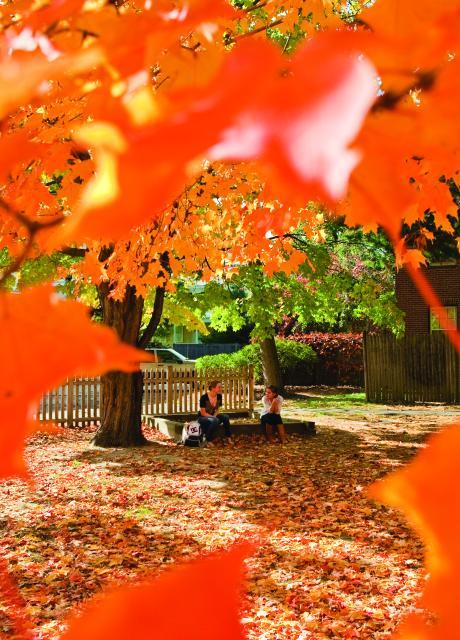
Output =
[{"x1": 1, "y1": 394, "x2": 457, "y2": 639}]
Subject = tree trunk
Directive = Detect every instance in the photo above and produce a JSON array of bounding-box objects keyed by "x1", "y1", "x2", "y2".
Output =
[
  {"x1": 93, "y1": 284, "x2": 147, "y2": 447},
  {"x1": 260, "y1": 337, "x2": 283, "y2": 391},
  {"x1": 94, "y1": 369, "x2": 146, "y2": 446}
]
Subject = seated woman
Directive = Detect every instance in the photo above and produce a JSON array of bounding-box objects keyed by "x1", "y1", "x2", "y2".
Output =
[
  {"x1": 198, "y1": 381, "x2": 233, "y2": 447},
  {"x1": 261, "y1": 385, "x2": 287, "y2": 444}
]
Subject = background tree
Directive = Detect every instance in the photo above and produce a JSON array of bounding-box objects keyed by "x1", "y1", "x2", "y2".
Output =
[{"x1": 170, "y1": 218, "x2": 403, "y2": 388}]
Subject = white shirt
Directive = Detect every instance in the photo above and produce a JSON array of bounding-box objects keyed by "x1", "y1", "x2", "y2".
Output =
[{"x1": 261, "y1": 394, "x2": 283, "y2": 416}]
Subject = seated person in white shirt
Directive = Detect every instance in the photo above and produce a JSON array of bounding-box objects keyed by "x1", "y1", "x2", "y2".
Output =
[{"x1": 261, "y1": 385, "x2": 287, "y2": 444}]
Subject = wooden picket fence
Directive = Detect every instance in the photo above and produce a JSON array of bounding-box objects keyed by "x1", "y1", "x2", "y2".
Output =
[
  {"x1": 38, "y1": 365, "x2": 254, "y2": 426},
  {"x1": 364, "y1": 332, "x2": 459, "y2": 403}
]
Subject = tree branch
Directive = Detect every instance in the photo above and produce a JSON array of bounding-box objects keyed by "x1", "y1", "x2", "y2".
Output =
[
  {"x1": 138, "y1": 251, "x2": 171, "y2": 348},
  {"x1": 225, "y1": 18, "x2": 283, "y2": 44},
  {"x1": 98, "y1": 245, "x2": 115, "y2": 262},
  {"x1": 245, "y1": 1, "x2": 268, "y2": 12},
  {"x1": 138, "y1": 285, "x2": 166, "y2": 349}
]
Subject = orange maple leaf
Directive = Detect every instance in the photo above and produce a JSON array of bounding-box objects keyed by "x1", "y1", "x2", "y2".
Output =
[
  {"x1": 355, "y1": 0, "x2": 460, "y2": 92},
  {"x1": 394, "y1": 245, "x2": 427, "y2": 270},
  {"x1": 368, "y1": 424, "x2": 460, "y2": 640},
  {"x1": 61, "y1": 543, "x2": 253, "y2": 640},
  {"x1": 0, "y1": 284, "x2": 148, "y2": 478},
  {"x1": 209, "y1": 32, "x2": 377, "y2": 208},
  {"x1": 0, "y1": 557, "x2": 34, "y2": 640}
]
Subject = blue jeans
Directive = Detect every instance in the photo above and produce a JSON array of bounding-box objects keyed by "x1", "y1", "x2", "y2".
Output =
[{"x1": 198, "y1": 414, "x2": 231, "y2": 442}]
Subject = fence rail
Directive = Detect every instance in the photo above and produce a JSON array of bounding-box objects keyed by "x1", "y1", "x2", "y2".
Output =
[
  {"x1": 38, "y1": 365, "x2": 254, "y2": 426},
  {"x1": 364, "y1": 332, "x2": 458, "y2": 403}
]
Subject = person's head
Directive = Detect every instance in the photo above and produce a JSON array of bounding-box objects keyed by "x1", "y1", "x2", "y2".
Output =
[
  {"x1": 208, "y1": 380, "x2": 222, "y2": 394},
  {"x1": 266, "y1": 385, "x2": 278, "y2": 400}
]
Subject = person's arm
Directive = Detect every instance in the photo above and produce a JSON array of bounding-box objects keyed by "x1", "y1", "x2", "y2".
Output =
[
  {"x1": 269, "y1": 398, "x2": 280, "y2": 413},
  {"x1": 215, "y1": 393, "x2": 223, "y2": 415}
]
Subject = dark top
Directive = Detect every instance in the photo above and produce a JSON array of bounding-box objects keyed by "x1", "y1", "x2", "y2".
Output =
[{"x1": 199, "y1": 393, "x2": 222, "y2": 416}]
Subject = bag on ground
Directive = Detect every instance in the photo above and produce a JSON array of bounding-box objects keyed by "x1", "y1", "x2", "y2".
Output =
[{"x1": 181, "y1": 420, "x2": 205, "y2": 447}]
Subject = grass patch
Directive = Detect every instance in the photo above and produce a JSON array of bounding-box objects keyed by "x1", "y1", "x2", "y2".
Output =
[
  {"x1": 290, "y1": 392, "x2": 367, "y2": 409},
  {"x1": 124, "y1": 506, "x2": 155, "y2": 519},
  {"x1": 306, "y1": 392, "x2": 367, "y2": 407},
  {"x1": 284, "y1": 391, "x2": 378, "y2": 417}
]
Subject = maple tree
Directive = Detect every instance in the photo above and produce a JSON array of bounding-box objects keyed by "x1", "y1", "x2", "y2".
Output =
[
  {"x1": 64, "y1": 163, "x2": 305, "y2": 446},
  {"x1": 1, "y1": 0, "x2": 460, "y2": 638}
]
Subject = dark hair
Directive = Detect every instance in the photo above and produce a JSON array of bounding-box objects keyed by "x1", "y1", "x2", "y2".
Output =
[
  {"x1": 266, "y1": 385, "x2": 279, "y2": 396},
  {"x1": 208, "y1": 380, "x2": 221, "y2": 391}
]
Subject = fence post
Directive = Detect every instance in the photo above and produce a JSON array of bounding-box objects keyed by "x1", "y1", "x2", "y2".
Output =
[
  {"x1": 363, "y1": 332, "x2": 369, "y2": 402},
  {"x1": 167, "y1": 365, "x2": 173, "y2": 415},
  {"x1": 248, "y1": 365, "x2": 255, "y2": 416},
  {"x1": 67, "y1": 378, "x2": 74, "y2": 427},
  {"x1": 142, "y1": 370, "x2": 147, "y2": 415}
]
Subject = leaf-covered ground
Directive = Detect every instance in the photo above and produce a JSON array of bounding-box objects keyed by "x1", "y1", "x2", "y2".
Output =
[{"x1": 1, "y1": 389, "x2": 458, "y2": 639}]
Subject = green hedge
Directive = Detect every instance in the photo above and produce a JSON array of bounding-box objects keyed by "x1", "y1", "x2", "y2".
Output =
[{"x1": 195, "y1": 339, "x2": 316, "y2": 384}]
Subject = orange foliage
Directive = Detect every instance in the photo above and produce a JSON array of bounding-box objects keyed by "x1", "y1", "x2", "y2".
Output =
[
  {"x1": 70, "y1": 161, "x2": 306, "y2": 299},
  {"x1": 44, "y1": 30, "x2": 378, "y2": 245},
  {"x1": 0, "y1": 46, "x2": 103, "y2": 120},
  {"x1": 0, "y1": 285, "x2": 147, "y2": 478},
  {"x1": 359, "y1": 0, "x2": 460, "y2": 42},
  {"x1": 61, "y1": 543, "x2": 252, "y2": 640},
  {"x1": 231, "y1": 0, "x2": 341, "y2": 40},
  {"x1": 1, "y1": 0, "x2": 460, "y2": 638}
]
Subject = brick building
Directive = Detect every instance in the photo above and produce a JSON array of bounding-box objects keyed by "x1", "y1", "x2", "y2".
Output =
[{"x1": 395, "y1": 261, "x2": 460, "y2": 334}]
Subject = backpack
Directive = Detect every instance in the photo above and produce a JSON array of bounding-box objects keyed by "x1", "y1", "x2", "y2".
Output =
[{"x1": 181, "y1": 420, "x2": 205, "y2": 447}]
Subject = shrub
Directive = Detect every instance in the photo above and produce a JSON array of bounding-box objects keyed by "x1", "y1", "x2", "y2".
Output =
[
  {"x1": 195, "y1": 339, "x2": 316, "y2": 384},
  {"x1": 285, "y1": 333, "x2": 363, "y2": 386},
  {"x1": 275, "y1": 338, "x2": 317, "y2": 385},
  {"x1": 195, "y1": 344, "x2": 261, "y2": 379}
]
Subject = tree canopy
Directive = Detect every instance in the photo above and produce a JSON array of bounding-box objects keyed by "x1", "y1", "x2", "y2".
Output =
[{"x1": 1, "y1": 0, "x2": 460, "y2": 638}]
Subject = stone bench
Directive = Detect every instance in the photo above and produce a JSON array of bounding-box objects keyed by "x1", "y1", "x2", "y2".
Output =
[{"x1": 143, "y1": 413, "x2": 316, "y2": 441}]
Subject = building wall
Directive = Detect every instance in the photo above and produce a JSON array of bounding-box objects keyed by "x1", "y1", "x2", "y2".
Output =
[
  {"x1": 172, "y1": 326, "x2": 201, "y2": 344},
  {"x1": 395, "y1": 263, "x2": 460, "y2": 333}
]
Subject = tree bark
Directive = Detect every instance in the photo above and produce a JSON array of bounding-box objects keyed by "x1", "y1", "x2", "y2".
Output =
[
  {"x1": 93, "y1": 284, "x2": 147, "y2": 447},
  {"x1": 94, "y1": 369, "x2": 146, "y2": 447},
  {"x1": 260, "y1": 337, "x2": 283, "y2": 391}
]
